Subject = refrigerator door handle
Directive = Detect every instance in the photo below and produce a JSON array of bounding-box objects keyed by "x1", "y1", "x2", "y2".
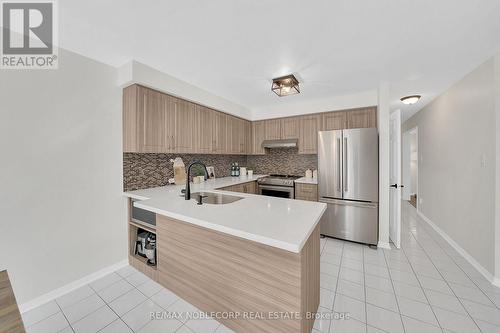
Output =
[
  {"x1": 337, "y1": 138, "x2": 341, "y2": 191},
  {"x1": 343, "y1": 137, "x2": 348, "y2": 192},
  {"x1": 319, "y1": 197, "x2": 378, "y2": 209}
]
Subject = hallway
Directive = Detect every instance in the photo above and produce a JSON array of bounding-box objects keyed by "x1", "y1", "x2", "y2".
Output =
[{"x1": 315, "y1": 201, "x2": 500, "y2": 332}]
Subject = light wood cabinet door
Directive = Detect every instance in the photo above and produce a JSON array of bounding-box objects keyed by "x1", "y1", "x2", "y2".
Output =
[
  {"x1": 211, "y1": 111, "x2": 227, "y2": 154},
  {"x1": 123, "y1": 85, "x2": 175, "y2": 153},
  {"x1": 245, "y1": 120, "x2": 252, "y2": 154},
  {"x1": 162, "y1": 94, "x2": 177, "y2": 152},
  {"x1": 175, "y1": 98, "x2": 197, "y2": 153},
  {"x1": 295, "y1": 183, "x2": 318, "y2": 201},
  {"x1": 347, "y1": 107, "x2": 377, "y2": 129},
  {"x1": 220, "y1": 181, "x2": 256, "y2": 194},
  {"x1": 299, "y1": 115, "x2": 321, "y2": 154},
  {"x1": 227, "y1": 116, "x2": 238, "y2": 154},
  {"x1": 251, "y1": 121, "x2": 266, "y2": 154},
  {"x1": 281, "y1": 117, "x2": 299, "y2": 139},
  {"x1": 123, "y1": 85, "x2": 139, "y2": 152},
  {"x1": 322, "y1": 111, "x2": 347, "y2": 131},
  {"x1": 138, "y1": 87, "x2": 166, "y2": 153},
  {"x1": 197, "y1": 105, "x2": 213, "y2": 153},
  {"x1": 238, "y1": 118, "x2": 246, "y2": 154},
  {"x1": 243, "y1": 181, "x2": 257, "y2": 194},
  {"x1": 264, "y1": 119, "x2": 281, "y2": 140}
]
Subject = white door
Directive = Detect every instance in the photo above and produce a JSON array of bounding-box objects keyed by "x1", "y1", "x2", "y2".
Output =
[
  {"x1": 389, "y1": 110, "x2": 402, "y2": 248},
  {"x1": 402, "y1": 131, "x2": 411, "y2": 200}
]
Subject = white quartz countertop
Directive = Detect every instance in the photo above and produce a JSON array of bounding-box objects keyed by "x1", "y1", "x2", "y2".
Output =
[
  {"x1": 124, "y1": 175, "x2": 326, "y2": 253},
  {"x1": 295, "y1": 177, "x2": 318, "y2": 185}
]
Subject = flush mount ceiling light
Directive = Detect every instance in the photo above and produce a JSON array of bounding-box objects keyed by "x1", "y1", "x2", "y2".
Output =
[
  {"x1": 272, "y1": 74, "x2": 300, "y2": 97},
  {"x1": 400, "y1": 95, "x2": 421, "y2": 105}
]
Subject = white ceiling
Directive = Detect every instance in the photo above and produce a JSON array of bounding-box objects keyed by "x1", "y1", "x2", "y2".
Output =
[{"x1": 58, "y1": 0, "x2": 500, "y2": 121}]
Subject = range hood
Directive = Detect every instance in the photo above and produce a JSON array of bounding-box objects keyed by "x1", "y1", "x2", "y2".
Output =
[{"x1": 261, "y1": 138, "x2": 298, "y2": 149}]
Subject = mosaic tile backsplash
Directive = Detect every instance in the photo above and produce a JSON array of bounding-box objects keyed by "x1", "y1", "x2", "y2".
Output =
[
  {"x1": 246, "y1": 148, "x2": 317, "y2": 177},
  {"x1": 123, "y1": 148, "x2": 318, "y2": 191},
  {"x1": 123, "y1": 153, "x2": 247, "y2": 191}
]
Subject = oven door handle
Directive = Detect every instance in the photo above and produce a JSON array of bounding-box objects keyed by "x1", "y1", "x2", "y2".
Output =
[{"x1": 258, "y1": 184, "x2": 294, "y2": 192}]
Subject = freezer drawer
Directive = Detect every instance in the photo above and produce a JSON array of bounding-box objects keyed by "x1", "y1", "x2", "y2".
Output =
[{"x1": 319, "y1": 198, "x2": 378, "y2": 245}]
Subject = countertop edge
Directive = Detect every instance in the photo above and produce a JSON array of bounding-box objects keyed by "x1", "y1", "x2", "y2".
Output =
[
  {"x1": 134, "y1": 201, "x2": 307, "y2": 253},
  {"x1": 294, "y1": 177, "x2": 318, "y2": 185}
]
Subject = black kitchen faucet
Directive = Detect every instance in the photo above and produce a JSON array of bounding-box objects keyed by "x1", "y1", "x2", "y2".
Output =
[{"x1": 184, "y1": 161, "x2": 209, "y2": 200}]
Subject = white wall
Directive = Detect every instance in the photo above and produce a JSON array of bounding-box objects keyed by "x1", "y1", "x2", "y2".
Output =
[
  {"x1": 495, "y1": 55, "x2": 500, "y2": 281},
  {"x1": 410, "y1": 132, "x2": 418, "y2": 195},
  {"x1": 251, "y1": 89, "x2": 378, "y2": 120},
  {"x1": 118, "y1": 61, "x2": 252, "y2": 119},
  {"x1": 0, "y1": 48, "x2": 127, "y2": 304},
  {"x1": 403, "y1": 58, "x2": 496, "y2": 275},
  {"x1": 377, "y1": 84, "x2": 391, "y2": 248},
  {"x1": 402, "y1": 131, "x2": 412, "y2": 201}
]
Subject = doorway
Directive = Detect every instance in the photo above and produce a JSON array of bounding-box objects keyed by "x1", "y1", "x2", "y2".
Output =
[
  {"x1": 402, "y1": 127, "x2": 418, "y2": 209},
  {"x1": 389, "y1": 110, "x2": 402, "y2": 249}
]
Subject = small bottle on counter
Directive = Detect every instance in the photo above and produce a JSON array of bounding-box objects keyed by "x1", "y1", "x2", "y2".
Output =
[
  {"x1": 235, "y1": 162, "x2": 240, "y2": 177},
  {"x1": 230, "y1": 163, "x2": 235, "y2": 177}
]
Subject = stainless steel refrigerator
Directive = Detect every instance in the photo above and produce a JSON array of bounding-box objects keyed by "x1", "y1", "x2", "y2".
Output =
[{"x1": 318, "y1": 128, "x2": 379, "y2": 245}]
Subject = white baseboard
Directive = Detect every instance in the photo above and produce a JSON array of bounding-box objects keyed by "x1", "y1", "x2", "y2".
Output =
[
  {"x1": 377, "y1": 241, "x2": 391, "y2": 249},
  {"x1": 19, "y1": 259, "x2": 128, "y2": 313},
  {"x1": 416, "y1": 210, "x2": 497, "y2": 286}
]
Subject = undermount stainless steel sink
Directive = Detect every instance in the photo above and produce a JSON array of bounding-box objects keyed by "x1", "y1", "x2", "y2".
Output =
[{"x1": 191, "y1": 192, "x2": 243, "y2": 205}]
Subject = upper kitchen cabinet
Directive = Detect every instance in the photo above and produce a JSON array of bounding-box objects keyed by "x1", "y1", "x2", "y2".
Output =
[
  {"x1": 280, "y1": 117, "x2": 299, "y2": 139},
  {"x1": 264, "y1": 119, "x2": 281, "y2": 140},
  {"x1": 322, "y1": 111, "x2": 347, "y2": 131},
  {"x1": 227, "y1": 116, "x2": 247, "y2": 154},
  {"x1": 123, "y1": 85, "x2": 175, "y2": 153},
  {"x1": 251, "y1": 121, "x2": 266, "y2": 155},
  {"x1": 197, "y1": 105, "x2": 214, "y2": 153},
  {"x1": 212, "y1": 111, "x2": 227, "y2": 154},
  {"x1": 299, "y1": 115, "x2": 321, "y2": 154},
  {"x1": 245, "y1": 121, "x2": 252, "y2": 154},
  {"x1": 175, "y1": 98, "x2": 198, "y2": 153},
  {"x1": 123, "y1": 85, "x2": 139, "y2": 152},
  {"x1": 347, "y1": 107, "x2": 377, "y2": 129}
]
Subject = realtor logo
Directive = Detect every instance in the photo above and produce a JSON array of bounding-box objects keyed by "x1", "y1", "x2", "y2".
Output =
[{"x1": 1, "y1": 0, "x2": 58, "y2": 69}]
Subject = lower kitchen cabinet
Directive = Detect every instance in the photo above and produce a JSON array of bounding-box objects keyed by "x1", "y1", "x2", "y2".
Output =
[
  {"x1": 295, "y1": 183, "x2": 318, "y2": 201},
  {"x1": 219, "y1": 181, "x2": 257, "y2": 194}
]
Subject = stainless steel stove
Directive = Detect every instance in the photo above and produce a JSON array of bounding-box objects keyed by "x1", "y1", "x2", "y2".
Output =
[{"x1": 257, "y1": 174, "x2": 300, "y2": 199}]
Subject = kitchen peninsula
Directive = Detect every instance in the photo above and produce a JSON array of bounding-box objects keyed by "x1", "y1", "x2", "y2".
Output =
[{"x1": 124, "y1": 175, "x2": 326, "y2": 333}]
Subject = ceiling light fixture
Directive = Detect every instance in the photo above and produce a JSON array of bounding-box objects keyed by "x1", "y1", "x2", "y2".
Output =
[
  {"x1": 400, "y1": 95, "x2": 421, "y2": 105},
  {"x1": 272, "y1": 74, "x2": 300, "y2": 97}
]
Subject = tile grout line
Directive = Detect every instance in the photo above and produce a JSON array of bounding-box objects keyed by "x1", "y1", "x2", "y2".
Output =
[
  {"x1": 89, "y1": 279, "x2": 137, "y2": 333},
  {"x1": 411, "y1": 205, "x2": 500, "y2": 311},
  {"x1": 327, "y1": 239, "x2": 344, "y2": 333},
  {"x1": 399, "y1": 238, "x2": 444, "y2": 330},
  {"x1": 361, "y1": 245, "x2": 368, "y2": 333},
  {"x1": 403, "y1": 202, "x2": 484, "y2": 333},
  {"x1": 381, "y1": 246, "x2": 407, "y2": 333}
]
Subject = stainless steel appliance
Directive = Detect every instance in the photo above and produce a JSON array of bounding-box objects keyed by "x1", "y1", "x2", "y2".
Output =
[
  {"x1": 257, "y1": 174, "x2": 299, "y2": 199},
  {"x1": 318, "y1": 128, "x2": 379, "y2": 245},
  {"x1": 131, "y1": 199, "x2": 156, "y2": 227}
]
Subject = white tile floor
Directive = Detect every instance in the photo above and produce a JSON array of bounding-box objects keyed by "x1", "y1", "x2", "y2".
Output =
[{"x1": 22, "y1": 202, "x2": 500, "y2": 333}]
